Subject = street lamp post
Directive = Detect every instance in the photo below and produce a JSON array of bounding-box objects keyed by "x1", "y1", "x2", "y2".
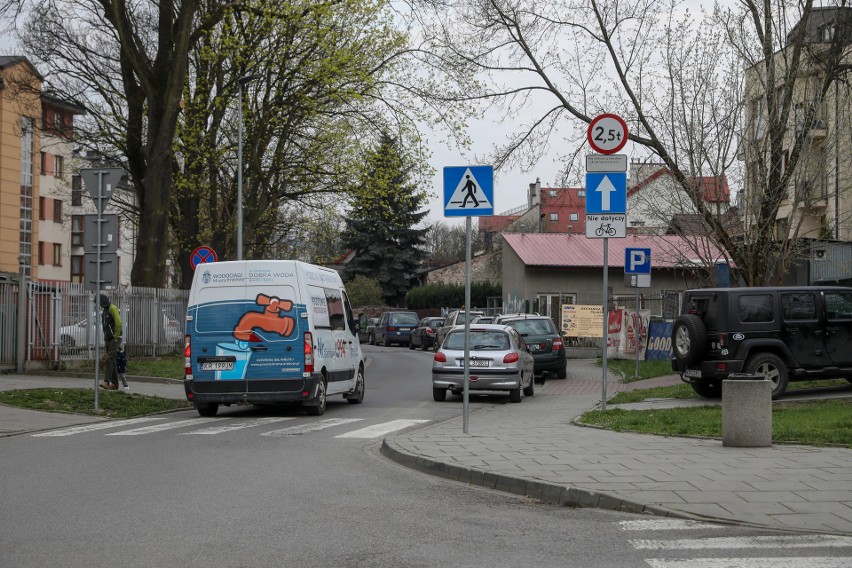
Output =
[{"x1": 236, "y1": 76, "x2": 251, "y2": 261}]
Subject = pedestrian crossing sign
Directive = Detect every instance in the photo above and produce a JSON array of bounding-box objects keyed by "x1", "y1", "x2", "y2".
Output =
[{"x1": 443, "y1": 165, "x2": 494, "y2": 217}]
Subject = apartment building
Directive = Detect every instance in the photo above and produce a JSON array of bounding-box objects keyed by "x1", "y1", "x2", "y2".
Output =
[{"x1": 741, "y1": 7, "x2": 852, "y2": 244}]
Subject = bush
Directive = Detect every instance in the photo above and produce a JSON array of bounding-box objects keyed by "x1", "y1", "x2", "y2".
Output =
[
  {"x1": 405, "y1": 282, "x2": 500, "y2": 310},
  {"x1": 346, "y1": 275, "x2": 384, "y2": 308}
]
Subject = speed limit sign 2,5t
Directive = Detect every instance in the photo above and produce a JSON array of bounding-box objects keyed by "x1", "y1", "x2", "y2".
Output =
[{"x1": 587, "y1": 114, "x2": 628, "y2": 155}]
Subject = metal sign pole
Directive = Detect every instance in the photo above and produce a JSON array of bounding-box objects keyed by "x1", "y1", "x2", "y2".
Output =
[
  {"x1": 463, "y1": 216, "x2": 471, "y2": 433},
  {"x1": 601, "y1": 238, "x2": 608, "y2": 412},
  {"x1": 94, "y1": 171, "x2": 103, "y2": 411},
  {"x1": 635, "y1": 287, "x2": 640, "y2": 379}
]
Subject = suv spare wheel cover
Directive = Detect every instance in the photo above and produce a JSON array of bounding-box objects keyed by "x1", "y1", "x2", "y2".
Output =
[{"x1": 672, "y1": 314, "x2": 707, "y2": 366}]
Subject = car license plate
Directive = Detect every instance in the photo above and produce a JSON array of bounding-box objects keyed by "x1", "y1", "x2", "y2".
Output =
[
  {"x1": 200, "y1": 361, "x2": 235, "y2": 371},
  {"x1": 683, "y1": 368, "x2": 702, "y2": 378},
  {"x1": 458, "y1": 359, "x2": 490, "y2": 367}
]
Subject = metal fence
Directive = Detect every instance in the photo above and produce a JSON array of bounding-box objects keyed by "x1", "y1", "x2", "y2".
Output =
[{"x1": 0, "y1": 278, "x2": 188, "y2": 369}]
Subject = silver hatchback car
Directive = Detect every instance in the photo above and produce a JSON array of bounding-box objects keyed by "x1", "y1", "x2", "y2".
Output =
[{"x1": 432, "y1": 324, "x2": 535, "y2": 403}]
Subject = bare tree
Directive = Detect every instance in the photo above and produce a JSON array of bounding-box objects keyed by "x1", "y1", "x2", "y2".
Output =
[{"x1": 412, "y1": 0, "x2": 852, "y2": 285}]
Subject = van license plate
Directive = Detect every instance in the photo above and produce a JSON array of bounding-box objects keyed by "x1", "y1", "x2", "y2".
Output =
[
  {"x1": 683, "y1": 368, "x2": 701, "y2": 378},
  {"x1": 201, "y1": 361, "x2": 234, "y2": 371}
]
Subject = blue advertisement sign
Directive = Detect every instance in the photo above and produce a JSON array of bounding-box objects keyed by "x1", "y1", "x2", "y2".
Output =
[{"x1": 645, "y1": 321, "x2": 674, "y2": 361}]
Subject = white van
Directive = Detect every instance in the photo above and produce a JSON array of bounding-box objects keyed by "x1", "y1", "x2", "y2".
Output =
[{"x1": 183, "y1": 260, "x2": 365, "y2": 417}]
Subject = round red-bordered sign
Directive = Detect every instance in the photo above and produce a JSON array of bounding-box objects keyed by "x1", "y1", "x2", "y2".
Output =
[
  {"x1": 190, "y1": 246, "x2": 218, "y2": 270},
  {"x1": 587, "y1": 114, "x2": 628, "y2": 155}
]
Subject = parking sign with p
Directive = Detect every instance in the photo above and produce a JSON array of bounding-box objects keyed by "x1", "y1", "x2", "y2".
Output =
[{"x1": 625, "y1": 248, "x2": 651, "y2": 274}]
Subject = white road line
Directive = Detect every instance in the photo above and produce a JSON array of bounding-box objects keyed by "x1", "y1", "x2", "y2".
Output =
[
  {"x1": 619, "y1": 520, "x2": 725, "y2": 531},
  {"x1": 105, "y1": 418, "x2": 223, "y2": 436},
  {"x1": 630, "y1": 535, "x2": 852, "y2": 550},
  {"x1": 32, "y1": 417, "x2": 167, "y2": 437},
  {"x1": 260, "y1": 418, "x2": 363, "y2": 437},
  {"x1": 646, "y1": 558, "x2": 849, "y2": 568},
  {"x1": 178, "y1": 417, "x2": 296, "y2": 435},
  {"x1": 335, "y1": 419, "x2": 431, "y2": 439}
]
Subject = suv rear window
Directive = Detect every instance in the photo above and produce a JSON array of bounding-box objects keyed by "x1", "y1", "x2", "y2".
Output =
[
  {"x1": 739, "y1": 294, "x2": 774, "y2": 323},
  {"x1": 390, "y1": 312, "x2": 419, "y2": 325},
  {"x1": 781, "y1": 292, "x2": 817, "y2": 320},
  {"x1": 825, "y1": 291, "x2": 852, "y2": 320},
  {"x1": 683, "y1": 295, "x2": 719, "y2": 329}
]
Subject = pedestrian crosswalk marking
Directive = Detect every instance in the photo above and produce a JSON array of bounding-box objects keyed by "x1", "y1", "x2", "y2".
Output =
[
  {"x1": 630, "y1": 534, "x2": 852, "y2": 550},
  {"x1": 259, "y1": 417, "x2": 363, "y2": 437},
  {"x1": 179, "y1": 416, "x2": 296, "y2": 435},
  {"x1": 646, "y1": 558, "x2": 848, "y2": 568},
  {"x1": 32, "y1": 417, "x2": 167, "y2": 437},
  {"x1": 619, "y1": 520, "x2": 724, "y2": 531},
  {"x1": 106, "y1": 418, "x2": 223, "y2": 436},
  {"x1": 335, "y1": 419, "x2": 430, "y2": 439}
]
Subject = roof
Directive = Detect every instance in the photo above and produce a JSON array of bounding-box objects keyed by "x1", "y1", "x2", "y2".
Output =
[
  {"x1": 502, "y1": 233, "x2": 731, "y2": 269},
  {"x1": 627, "y1": 167, "x2": 730, "y2": 203}
]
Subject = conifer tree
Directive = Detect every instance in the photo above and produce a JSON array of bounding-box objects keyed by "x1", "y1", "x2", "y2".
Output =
[{"x1": 341, "y1": 134, "x2": 428, "y2": 305}]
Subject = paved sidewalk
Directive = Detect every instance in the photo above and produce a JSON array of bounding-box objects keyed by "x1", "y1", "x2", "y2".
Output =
[{"x1": 382, "y1": 360, "x2": 852, "y2": 535}]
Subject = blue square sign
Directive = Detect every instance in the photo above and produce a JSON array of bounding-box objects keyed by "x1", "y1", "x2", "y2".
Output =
[
  {"x1": 625, "y1": 248, "x2": 652, "y2": 274},
  {"x1": 585, "y1": 172, "x2": 627, "y2": 215},
  {"x1": 444, "y1": 166, "x2": 494, "y2": 217}
]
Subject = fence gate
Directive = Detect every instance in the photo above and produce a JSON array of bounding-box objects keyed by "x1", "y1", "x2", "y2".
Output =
[{"x1": 0, "y1": 277, "x2": 19, "y2": 370}]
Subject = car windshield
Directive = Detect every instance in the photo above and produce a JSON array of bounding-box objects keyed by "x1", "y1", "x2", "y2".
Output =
[
  {"x1": 445, "y1": 330, "x2": 509, "y2": 350},
  {"x1": 505, "y1": 319, "x2": 555, "y2": 335},
  {"x1": 390, "y1": 313, "x2": 419, "y2": 325}
]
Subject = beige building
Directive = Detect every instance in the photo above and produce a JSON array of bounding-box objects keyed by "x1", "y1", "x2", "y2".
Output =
[
  {"x1": 741, "y1": 7, "x2": 852, "y2": 243},
  {"x1": 0, "y1": 56, "x2": 84, "y2": 281}
]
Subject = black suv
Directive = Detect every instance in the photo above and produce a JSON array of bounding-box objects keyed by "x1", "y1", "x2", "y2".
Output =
[
  {"x1": 495, "y1": 314, "x2": 566, "y2": 380},
  {"x1": 671, "y1": 286, "x2": 852, "y2": 399}
]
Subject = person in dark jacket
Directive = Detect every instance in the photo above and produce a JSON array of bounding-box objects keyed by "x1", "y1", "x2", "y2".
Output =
[{"x1": 99, "y1": 294, "x2": 123, "y2": 390}]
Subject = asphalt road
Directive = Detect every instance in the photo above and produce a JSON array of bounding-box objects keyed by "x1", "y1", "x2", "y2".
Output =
[{"x1": 1, "y1": 345, "x2": 850, "y2": 567}]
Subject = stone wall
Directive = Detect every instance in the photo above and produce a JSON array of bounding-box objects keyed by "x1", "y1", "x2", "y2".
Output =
[{"x1": 425, "y1": 250, "x2": 501, "y2": 285}]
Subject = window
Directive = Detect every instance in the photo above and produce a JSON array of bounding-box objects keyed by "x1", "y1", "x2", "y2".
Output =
[
  {"x1": 72, "y1": 215, "x2": 84, "y2": 246},
  {"x1": 54, "y1": 110, "x2": 64, "y2": 131},
  {"x1": 739, "y1": 294, "x2": 774, "y2": 323},
  {"x1": 53, "y1": 243, "x2": 62, "y2": 266},
  {"x1": 71, "y1": 255, "x2": 83, "y2": 283},
  {"x1": 824, "y1": 292, "x2": 852, "y2": 320},
  {"x1": 54, "y1": 156, "x2": 63, "y2": 178},
  {"x1": 819, "y1": 23, "x2": 836, "y2": 42},
  {"x1": 72, "y1": 175, "x2": 82, "y2": 206},
  {"x1": 570, "y1": 213, "x2": 578, "y2": 221},
  {"x1": 577, "y1": 190, "x2": 585, "y2": 197},
  {"x1": 550, "y1": 213, "x2": 558, "y2": 221},
  {"x1": 324, "y1": 288, "x2": 345, "y2": 331},
  {"x1": 548, "y1": 190, "x2": 558, "y2": 197},
  {"x1": 38, "y1": 241, "x2": 46, "y2": 265},
  {"x1": 781, "y1": 293, "x2": 816, "y2": 320},
  {"x1": 40, "y1": 151, "x2": 48, "y2": 175},
  {"x1": 39, "y1": 196, "x2": 47, "y2": 220},
  {"x1": 53, "y1": 199, "x2": 62, "y2": 223}
]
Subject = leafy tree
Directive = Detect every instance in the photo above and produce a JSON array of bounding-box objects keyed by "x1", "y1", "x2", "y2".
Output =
[
  {"x1": 341, "y1": 133, "x2": 429, "y2": 305},
  {"x1": 345, "y1": 275, "x2": 384, "y2": 308}
]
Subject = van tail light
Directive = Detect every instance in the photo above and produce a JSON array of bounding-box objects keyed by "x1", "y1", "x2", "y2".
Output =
[
  {"x1": 552, "y1": 338, "x2": 564, "y2": 351},
  {"x1": 434, "y1": 351, "x2": 446, "y2": 363},
  {"x1": 503, "y1": 353, "x2": 519, "y2": 363},
  {"x1": 184, "y1": 335, "x2": 191, "y2": 377},
  {"x1": 304, "y1": 331, "x2": 314, "y2": 373}
]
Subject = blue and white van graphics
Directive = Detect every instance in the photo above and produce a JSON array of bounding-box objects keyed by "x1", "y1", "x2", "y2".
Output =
[{"x1": 184, "y1": 260, "x2": 365, "y2": 416}]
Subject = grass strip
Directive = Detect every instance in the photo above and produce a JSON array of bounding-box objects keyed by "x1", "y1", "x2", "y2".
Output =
[{"x1": 0, "y1": 388, "x2": 191, "y2": 418}]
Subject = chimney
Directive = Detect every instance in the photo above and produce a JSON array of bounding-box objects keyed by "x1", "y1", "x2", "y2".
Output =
[{"x1": 528, "y1": 178, "x2": 541, "y2": 208}]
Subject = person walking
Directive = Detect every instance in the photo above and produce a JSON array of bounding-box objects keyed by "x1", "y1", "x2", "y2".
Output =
[{"x1": 98, "y1": 294, "x2": 123, "y2": 390}]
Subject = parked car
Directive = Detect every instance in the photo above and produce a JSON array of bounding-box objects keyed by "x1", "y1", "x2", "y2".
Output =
[
  {"x1": 672, "y1": 286, "x2": 852, "y2": 399},
  {"x1": 432, "y1": 324, "x2": 535, "y2": 403},
  {"x1": 59, "y1": 310, "x2": 182, "y2": 348},
  {"x1": 365, "y1": 318, "x2": 379, "y2": 345},
  {"x1": 436, "y1": 309, "x2": 485, "y2": 347},
  {"x1": 375, "y1": 310, "x2": 421, "y2": 346},
  {"x1": 471, "y1": 315, "x2": 495, "y2": 324},
  {"x1": 409, "y1": 317, "x2": 444, "y2": 351},
  {"x1": 357, "y1": 315, "x2": 379, "y2": 344},
  {"x1": 496, "y1": 314, "x2": 566, "y2": 380}
]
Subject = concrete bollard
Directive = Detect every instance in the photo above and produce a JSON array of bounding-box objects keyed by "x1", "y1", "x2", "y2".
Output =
[{"x1": 722, "y1": 374, "x2": 772, "y2": 447}]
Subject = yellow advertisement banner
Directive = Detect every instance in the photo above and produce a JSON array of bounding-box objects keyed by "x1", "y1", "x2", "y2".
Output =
[{"x1": 561, "y1": 304, "x2": 604, "y2": 338}]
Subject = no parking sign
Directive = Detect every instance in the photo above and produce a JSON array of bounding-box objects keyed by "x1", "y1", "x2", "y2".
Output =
[{"x1": 191, "y1": 246, "x2": 218, "y2": 270}]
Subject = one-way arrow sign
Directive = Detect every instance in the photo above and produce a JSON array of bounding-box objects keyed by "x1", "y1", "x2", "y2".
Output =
[{"x1": 585, "y1": 172, "x2": 626, "y2": 214}]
